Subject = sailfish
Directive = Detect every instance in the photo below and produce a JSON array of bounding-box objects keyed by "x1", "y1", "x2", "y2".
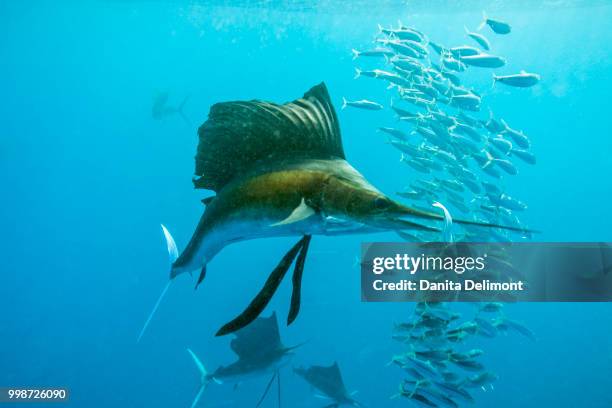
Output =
[
  {"x1": 294, "y1": 362, "x2": 363, "y2": 408},
  {"x1": 137, "y1": 82, "x2": 528, "y2": 341},
  {"x1": 187, "y1": 312, "x2": 298, "y2": 408}
]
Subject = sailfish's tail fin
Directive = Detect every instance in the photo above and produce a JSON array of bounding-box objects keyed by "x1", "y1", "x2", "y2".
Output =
[
  {"x1": 187, "y1": 348, "x2": 218, "y2": 408},
  {"x1": 187, "y1": 348, "x2": 209, "y2": 379},
  {"x1": 162, "y1": 224, "x2": 179, "y2": 261},
  {"x1": 178, "y1": 95, "x2": 192, "y2": 126},
  {"x1": 136, "y1": 224, "x2": 179, "y2": 343},
  {"x1": 190, "y1": 386, "x2": 205, "y2": 408},
  {"x1": 350, "y1": 394, "x2": 366, "y2": 408}
]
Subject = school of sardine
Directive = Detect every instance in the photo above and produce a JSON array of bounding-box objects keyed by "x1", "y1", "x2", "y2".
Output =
[
  {"x1": 348, "y1": 15, "x2": 538, "y2": 407},
  {"x1": 391, "y1": 302, "x2": 535, "y2": 407},
  {"x1": 348, "y1": 15, "x2": 539, "y2": 239}
]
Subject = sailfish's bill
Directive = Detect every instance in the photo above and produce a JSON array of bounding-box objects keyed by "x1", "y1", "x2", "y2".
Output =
[{"x1": 138, "y1": 82, "x2": 534, "y2": 341}]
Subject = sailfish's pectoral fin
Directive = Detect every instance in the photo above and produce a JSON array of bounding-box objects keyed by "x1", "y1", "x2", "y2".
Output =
[
  {"x1": 271, "y1": 198, "x2": 315, "y2": 227},
  {"x1": 287, "y1": 235, "x2": 312, "y2": 325},
  {"x1": 216, "y1": 236, "x2": 309, "y2": 336}
]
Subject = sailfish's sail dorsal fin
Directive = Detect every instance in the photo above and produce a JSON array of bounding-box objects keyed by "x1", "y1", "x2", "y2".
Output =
[
  {"x1": 325, "y1": 362, "x2": 347, "y2": 393},
  {"x1": 306, "y1": 362, "x2": 348, "y2": 396},
  {"x1": 229, "y1": 312, "x2": 282, "y2": 360},
  {"x1": 194, "y1": 82, "x2": 344, "y2": 191}
]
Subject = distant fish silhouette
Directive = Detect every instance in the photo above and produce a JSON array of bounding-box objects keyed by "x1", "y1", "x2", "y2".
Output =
[
  {"x1": 294, "y1": 362, "x2": 364, "y2": 407},
  {"x1": 186, "y1": 312, "x2": 302, "y2": 408},
  {"x1": 152, "y1": 91, "x2": 190, "y2": 125}
]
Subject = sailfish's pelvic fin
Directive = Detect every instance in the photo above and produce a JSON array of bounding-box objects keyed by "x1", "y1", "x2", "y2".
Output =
[
  {"x1": 288, "y1": 235, "x2": 312, "y2": 325},
  {"x1": 255, "y1": 371, "x2": 278, "y2": 408},
  {"x1": 216, "y1": 236, "x2": 309, "y2": 336},
  {"x1": 277, "y1": 369, "x2": 282, "y2": 408}
]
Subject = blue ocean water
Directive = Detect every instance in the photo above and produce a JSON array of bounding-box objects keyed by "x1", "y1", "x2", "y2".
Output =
[{"x1": 2, "y1": 1, "x2": 612, "y2": 407}]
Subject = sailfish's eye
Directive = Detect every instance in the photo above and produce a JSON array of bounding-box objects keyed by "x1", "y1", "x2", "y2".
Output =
[{"x1": 374, "y1": 197, "x2": 390, "y2": 210}]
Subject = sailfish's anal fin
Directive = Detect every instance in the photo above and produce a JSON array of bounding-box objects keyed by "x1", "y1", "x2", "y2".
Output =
[{"x1": 195, "y1": 265, "x2": 207, "y2": 289}]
